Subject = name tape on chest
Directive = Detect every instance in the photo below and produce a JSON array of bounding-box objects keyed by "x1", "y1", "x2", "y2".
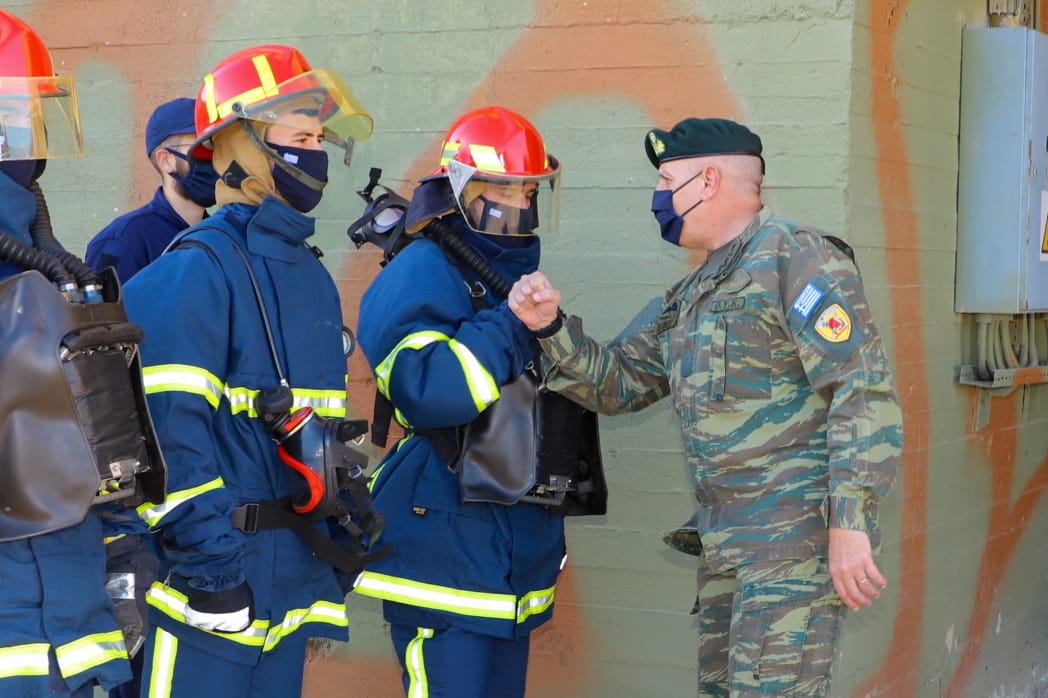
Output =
[{"x1": 709, "y1": 297, "x2": 745, "y2": 313}]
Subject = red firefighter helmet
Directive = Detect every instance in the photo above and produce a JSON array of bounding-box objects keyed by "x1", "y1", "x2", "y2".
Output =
[
  {"x1": 0, "y1": 10, "x2": 83, "y2": 160},
  {"x1": 436, "y1": 105, "x2": 561, "y2": 235},
  {"x1": 191, "y1": 44, "x2": 373, "y2": 162}
]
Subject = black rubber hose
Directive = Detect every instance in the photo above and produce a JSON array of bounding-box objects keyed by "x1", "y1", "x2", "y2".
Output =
[
  {"x1": 26, "y1": 180, "x2": 97, "y2": 287},
  {"x1": 425, "y1": 217, "x2": 512, "y2": 298},
  {"x1": 0, "y1": 231, "x2": 74, "y2": 286}
]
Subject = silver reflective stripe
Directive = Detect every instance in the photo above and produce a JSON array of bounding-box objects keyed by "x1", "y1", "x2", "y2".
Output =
[
  {"x1": 0, "y1": 643, "x2": 49, "y2": 679},
  {"x1": 142, "y1": 364, "x2": 224, "y2": 409},
  {"x1": 55, "y1": 630, "x2": 127, "y2": 679},
  {"x1": 406, "y1": 627, "x2": 433, "y2": 698},
  {"x1": 146, "y1": 628, "x2": 176, "y2": 698},
  {"x1": 137, "y1": 477, "x2": 225, "y2": 528},
  {"x1": 354, "y1": 571, "x2": 517, "y2": 619},
  {"x1": 374, "y1": 331, "x2": 500, "y2": 412}
]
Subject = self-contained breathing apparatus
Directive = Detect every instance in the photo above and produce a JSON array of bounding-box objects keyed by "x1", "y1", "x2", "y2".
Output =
[
  {"x1": 0, "y1": 181, "x2": 167, "y2": 543},
  {"x1": 348, "y1": 169, "x2": 608, "y2": 517},
  {"x1": 176, "y1": 228, "x2": 386, "y2": 576}
]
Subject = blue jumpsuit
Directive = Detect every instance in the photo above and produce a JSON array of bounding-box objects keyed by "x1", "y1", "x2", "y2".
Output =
[
  {"x1": 355, "y1": 221, "x2": 567, "y2": 698},
  {"x1": 86, "y1": 187, "x2": 192, "y2": 284},
  {"x1": 0, "y1": 172, "x2": 132, "y2": 697},
  {"x1": 122, "y1": 196, "x2": 353, "y2": 698}
]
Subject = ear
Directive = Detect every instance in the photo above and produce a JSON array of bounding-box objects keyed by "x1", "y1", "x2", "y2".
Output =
[
  {"x1": 702, "y1": 165, "x2": 723, "y2": 197},
  {"x1": 152, "y1": 148, "x2": 173, "y2": 174}
]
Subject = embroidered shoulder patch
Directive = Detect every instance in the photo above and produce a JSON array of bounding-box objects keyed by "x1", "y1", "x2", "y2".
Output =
[
  {"x1": 814, "y1": 304, "x2": 852, "y2": 342},
  {"x1": 792, "y1": 283, "x2": 824, "y2": 319}
]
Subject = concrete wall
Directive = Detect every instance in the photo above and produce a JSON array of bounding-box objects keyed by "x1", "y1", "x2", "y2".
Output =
[{"x1": 5, "y1": 0, "x2": 1048, "y2": 695}]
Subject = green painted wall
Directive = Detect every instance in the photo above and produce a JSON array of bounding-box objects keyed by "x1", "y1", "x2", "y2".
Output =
[{"x1": 4, "y1": 0, "x2": 1048, "y2": 695}]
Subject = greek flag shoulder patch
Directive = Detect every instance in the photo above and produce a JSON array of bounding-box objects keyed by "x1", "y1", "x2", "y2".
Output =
[{"x1": 792, "y1": 283, "x2": 824, "y2": 319}]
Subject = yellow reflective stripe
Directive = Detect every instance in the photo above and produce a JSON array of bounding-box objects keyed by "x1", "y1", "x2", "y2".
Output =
[
  {"x1": 375, "y1": 331, "x2": 499, "y2": 411},
  {"x1": 517, "y1": 585, "x2": 556, "y2": 624},
  {"x1": 292, "y1": 389, "x2": 348, "y2": 418},
  {"x1": 202, "y1": 73, "x2": 218, "y2": 124},
  {"x1": 137, "y1": 477, "x2": 224, "y2": 528},
  {"x1": 206, "y1": 54, "x2": 283, "y2": 125},
  {"x1": 262, "y1": 601, "x2": 348, "y2": 651},
  {"x1": 438, "y1": 141, "x2": 459, "y2": 168},
  {"x1": 147, "y1": 584, "x2": 347, "y2": 652},
  {"x1": 375, "y1": 331, "x2": 449, "y2": 397},
  {"x1": 141, "y1": 363, "x2": 347, "y2": 420},
  {"x1": 468, "y1": 144, "x2": 505, "y2": 173},
  {"x1": 0, "y1": 643, "x2": 49, "y2": 678},
  {"x1": 147, "y1": 628, "x2": 176, "y2": 698},
  {"x1": 253, "y1": 55, "x2": 278, "y2": 95},
  {"x1": 405, "y1": 627, "x2": 433, "y2": 698},
  {"x1": 55, "y1": 630, "x2": 127, "y2": 679},
  {"x1": 143, "y1": 364, "x2": 223, "y2": 409},
  {"x1": 446, "y1": 339, "x2": 499, "y2": 411},
  {"x1": 353, "y1": 571, "x2": 516, "y2": 620}
]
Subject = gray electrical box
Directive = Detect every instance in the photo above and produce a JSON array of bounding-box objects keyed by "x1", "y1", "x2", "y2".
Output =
[{"x1": 956, "y1": 27, "x2": 1048, "y2": 313}]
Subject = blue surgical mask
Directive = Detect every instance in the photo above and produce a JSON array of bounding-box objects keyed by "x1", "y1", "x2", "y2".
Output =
[
  {"x1": 265, "y1": 141, "x2": 328, "y2": 213},
  {"x1": 167, "y1": 149, "x2": 219, "y2": 207},
  {"x1": 650, "y1": 170, "x2": 704, "y2": 246},
  {"x1": 474, "y1": 195, "x2": 535, "y2": 236}
]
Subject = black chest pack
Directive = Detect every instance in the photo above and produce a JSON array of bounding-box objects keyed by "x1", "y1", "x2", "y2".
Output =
[
  {"x1": 173, "y1": 228, "x2": 386, "y2": 576},
  {"x1": 348, "y1": 169, "x2": 607, "y2": 516},
  {"x1": 0, "y1": 182, "x2": 166, "y2": 542}
]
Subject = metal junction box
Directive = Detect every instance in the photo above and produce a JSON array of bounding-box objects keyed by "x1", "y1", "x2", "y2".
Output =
[{"x1": 956, "y1": 27, "x2": 1048, "y2": 313}]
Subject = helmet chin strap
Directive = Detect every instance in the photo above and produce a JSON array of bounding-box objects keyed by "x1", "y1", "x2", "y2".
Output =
[{"x1": 239, "y1": 120, "x2": 326, "y2": 192}]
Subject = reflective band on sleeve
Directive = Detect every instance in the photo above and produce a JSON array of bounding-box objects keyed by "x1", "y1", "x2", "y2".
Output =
[
  {"x1": 137, "y1": 477, "x2": 225, "y2": 528},
  {"x1": 55, "y1": 630, "x2": 128, "y2": 679},
  {"x1": 0, "y1": 643, "x2": 49, "y2": 678},
  {"x1": 353, "y1": 571, "x2": 517, "y2": 620},
  {"x1": 517, "y1": 585, "x2": 556, "y2": 623},
  {"x1": 375, "y1": 331, "x2": 500, "y2": 411},
  {"x1": 142, "y1": 364, "x2": 224, "y2": 409}
]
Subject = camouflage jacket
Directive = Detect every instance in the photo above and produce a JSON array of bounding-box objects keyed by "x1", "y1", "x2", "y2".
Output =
[{"x1": 539, "y1": 208, "x2": 903, "y2": 572}]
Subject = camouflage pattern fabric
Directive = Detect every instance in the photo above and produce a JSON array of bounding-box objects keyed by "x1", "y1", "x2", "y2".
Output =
[
  {"x1": 694, "y1": 556, "x2": 843, "y2": 697},
  {"x1": 539, "y1": 207, "x2": 903, "y2": 573}
]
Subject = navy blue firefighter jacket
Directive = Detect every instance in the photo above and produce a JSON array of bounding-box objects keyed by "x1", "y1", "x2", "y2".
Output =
[
  {"x1": 122, "y1": 196, "x2": 353, "y2": 665},
  {"x1": 353, "y1": 219, "x2": 567, "y2": 640}
]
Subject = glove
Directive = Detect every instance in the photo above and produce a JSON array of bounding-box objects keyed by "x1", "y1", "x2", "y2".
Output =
[{"x1": 184, "y1": 581, "x2": 254, "y2": 633}]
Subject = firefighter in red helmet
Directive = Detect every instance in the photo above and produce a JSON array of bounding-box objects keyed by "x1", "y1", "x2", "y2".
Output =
[
  {"x1": 355, "y1": 106, "x2": 603, "y2": 698},
  {"x1": 122, "y1": 45, "x2": 379, "y2": 696},
  {"x1": 0, "y1": 9, "x2": 170, "y2": 698}
]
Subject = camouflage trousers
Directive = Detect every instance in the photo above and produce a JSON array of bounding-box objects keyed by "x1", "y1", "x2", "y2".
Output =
[{"x1": 694, "y1": 557, "x2": 844, "y2": 697}]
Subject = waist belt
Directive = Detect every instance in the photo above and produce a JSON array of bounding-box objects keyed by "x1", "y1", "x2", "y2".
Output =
[{"x1": 231, "y1": 498, "x2": 386, "y2": 576}]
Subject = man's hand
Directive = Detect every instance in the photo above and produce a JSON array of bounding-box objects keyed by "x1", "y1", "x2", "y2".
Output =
[
  {"x1": 508, "y1": 272, "x2": 562, "y2": 331},
  {"x1": 828, "y1": 528, "x2": 886, "y2": 611}
]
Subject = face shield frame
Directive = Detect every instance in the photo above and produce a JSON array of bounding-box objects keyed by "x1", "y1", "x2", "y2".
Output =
[
  {"x1": 193, "y1": 67, "x2": 373, "y2": 166},
  {"x1": 447, "y1": 156, "x2": 562, "y2": 237},
  {"x1": 0, "y1": 73, "x2": 84, "y2": 160}
]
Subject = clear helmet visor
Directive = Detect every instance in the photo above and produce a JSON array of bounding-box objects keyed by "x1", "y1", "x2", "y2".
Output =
[
  {"x1": 0, "y1": 74, "x2": 84, "y2": 160},
  {"x1": 228, "y1": 68, "x2": 373, "y2": 146},
  {"x1": 448, "y1": 157, "x2": 561, "y2": 236}
]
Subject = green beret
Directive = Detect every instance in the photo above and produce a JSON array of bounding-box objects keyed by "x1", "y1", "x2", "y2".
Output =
[{"x1": 644, "y1": 117, "x2": 764, "y2": 172}]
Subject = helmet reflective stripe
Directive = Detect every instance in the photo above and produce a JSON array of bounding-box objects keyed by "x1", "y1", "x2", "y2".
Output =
[
  {"x1": 202, "y1": 54, "x2": 280, "y2": 125},
  {"x1": 54, "y1": 630, "x2": 127, "y2": 679},
  {"x1": 137, "y1": 476, "x2": 224, "y2": 528},
  {"x1": 374, "y1": 330, "x2": 499, "y2": 412},
  {"x1": 0, "y1": 643, "x2": 49, "y2": 678}
]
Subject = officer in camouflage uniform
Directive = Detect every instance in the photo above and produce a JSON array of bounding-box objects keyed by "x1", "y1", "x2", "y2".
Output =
[{"x1": 507, "y1": 117, "x2": 903, "y2": 697}]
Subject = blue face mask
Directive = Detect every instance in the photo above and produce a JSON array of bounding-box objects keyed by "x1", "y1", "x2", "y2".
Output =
[
  {"x1": 167, "y1": 149, "x2": 219, "y2": 207},
  {"x1": 265, "y1": 141, "x2": 328, "y2": 213},
  {"x1": 650, "y1": 170, "x2": 704, "y2": 246},
  {"x1": 474, "y1": 196, "x2": 535, "y2": 236}
]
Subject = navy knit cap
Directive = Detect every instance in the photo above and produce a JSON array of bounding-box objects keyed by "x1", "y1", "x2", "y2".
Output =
[
  {"x1": 645, "y1": 117, "x2": 764, "y2": 173},
  {"x1": 145, "y1": 98, "x2": 197, "y2": 156}
]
